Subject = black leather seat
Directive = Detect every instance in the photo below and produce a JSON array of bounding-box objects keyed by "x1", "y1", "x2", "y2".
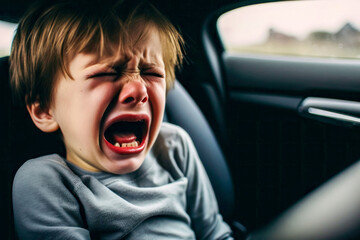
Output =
[
  {"x1": 0, "y1": 56, "x2": 236, "y2": 239},
  {"x1": 165, "y1": 81, "x2": 235, "y2": 222}
]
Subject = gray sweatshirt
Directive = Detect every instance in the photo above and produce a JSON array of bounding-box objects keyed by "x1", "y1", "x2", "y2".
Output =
[{"x1": 13, "y1": 123, "x2": 232, "y2": 239}]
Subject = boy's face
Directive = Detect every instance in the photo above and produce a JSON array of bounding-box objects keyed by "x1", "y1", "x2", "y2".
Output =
[{"x1": 48, "y1": 26, "x2": 166, "y2": 174}]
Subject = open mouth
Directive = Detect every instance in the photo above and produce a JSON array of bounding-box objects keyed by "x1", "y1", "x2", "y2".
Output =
[{"x1": 103, "y1": 115, "x2": 149, "y2": 154}]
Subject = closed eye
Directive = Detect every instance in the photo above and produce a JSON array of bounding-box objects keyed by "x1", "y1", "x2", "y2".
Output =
[
  {"x1": 89, "y1": 72, "x2": 118, "y2": 78},
  {"x1": 143, "y1": 72, "x2": 164, "y2": 78}
]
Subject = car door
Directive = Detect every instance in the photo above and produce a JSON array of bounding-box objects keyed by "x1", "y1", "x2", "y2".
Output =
[{"x1": 204, "y1": 0, "x2": 360, "y2": 231}]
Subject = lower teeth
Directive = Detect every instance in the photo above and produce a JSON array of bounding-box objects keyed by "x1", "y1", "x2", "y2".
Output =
[{"x1": 114, "y1": 141, "x2": 140, "y2": 148}]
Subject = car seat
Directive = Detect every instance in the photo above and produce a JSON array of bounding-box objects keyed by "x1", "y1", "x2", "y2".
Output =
[{"x1": 0, "y1": 56, "x2": 243, "y2": 239}]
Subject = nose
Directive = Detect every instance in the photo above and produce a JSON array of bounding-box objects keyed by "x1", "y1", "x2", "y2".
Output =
[{"x1": 119, "y1": 80, "x2": 148, "y2": 105}]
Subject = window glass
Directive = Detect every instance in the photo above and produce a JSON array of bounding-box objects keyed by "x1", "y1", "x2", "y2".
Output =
[
  {"x1": 217, "y1": 0, "x2": 360, "y2": 59},
  {"x1": 0, "y1": 20, "x2": 17, "y2": 57}
]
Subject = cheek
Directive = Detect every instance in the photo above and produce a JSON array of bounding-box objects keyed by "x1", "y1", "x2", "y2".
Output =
[
  {"x1": 78, "y1": 84, "x2": 119, "y2": 136},
  {"x1": 83, "y1": 81, "x2": 116, "y2": 106},
  {"x1": 147, "y1": 83, "x2": 166, "y2": 142},
  {"x1": 55, "y1": 82, "x2": 116, "y2": 138},
  {"x1": 149, "y1": 83, "x2": 166, "y2": 117}
]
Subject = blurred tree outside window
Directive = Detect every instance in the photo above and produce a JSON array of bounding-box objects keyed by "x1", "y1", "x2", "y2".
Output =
[
  {"x1": 217, "y1": 0, "x2": 360, "y2": 59},
  {"x1": 0, "y1": 20, "x2": 17, "y2": 57}
]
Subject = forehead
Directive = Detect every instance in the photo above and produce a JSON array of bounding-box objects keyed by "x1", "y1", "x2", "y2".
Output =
[
  {"x1": 117, "y1": 25, "x2": 164, "y2": 68},
  {"x1": 129, "y1": 24, "x2": 163, "y2": 56},
  {"x1": 69, "y1": 26, "x2": 164, "y2": 71}
]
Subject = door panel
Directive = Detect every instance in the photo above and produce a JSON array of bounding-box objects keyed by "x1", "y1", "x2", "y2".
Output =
[
  {"x1": 224, "y1": 54, "x2": 360, "y2": 95},
  {"x1": 223, "y1": 54, "x2": 360, "y2": 230}
]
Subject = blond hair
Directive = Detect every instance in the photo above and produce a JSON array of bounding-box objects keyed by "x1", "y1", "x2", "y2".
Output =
[{"x1": 10, "y1": 0, "x2": 184, "y2": 109}]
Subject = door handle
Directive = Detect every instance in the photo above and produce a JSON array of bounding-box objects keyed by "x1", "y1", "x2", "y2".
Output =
[{"x1": 298, "y1": 97, "x2": 360, "y2": 127}]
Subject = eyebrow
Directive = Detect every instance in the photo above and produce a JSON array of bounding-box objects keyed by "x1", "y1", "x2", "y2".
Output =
[
  {"x1": 84, "y1": 58, "x2": 128, "y2": 74},
  {"x1": 139, "y1": 61, "x2": 165, "y2": 70},
  {"x1": 140, "y1": 62, "x2": 157, "y2": 68},
  {"x1": 84, "y1": 66, "x2": 116, "y2": 79}
]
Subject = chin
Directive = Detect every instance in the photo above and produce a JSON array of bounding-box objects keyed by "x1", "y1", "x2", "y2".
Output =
[{"x1": 106, "y1": 156, "x2": 145, "y2": 174}]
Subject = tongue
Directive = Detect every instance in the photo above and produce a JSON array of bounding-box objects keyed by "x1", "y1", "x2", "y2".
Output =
[{"x1": 113, "y1": 132, "x2": 137, "y2": 144}]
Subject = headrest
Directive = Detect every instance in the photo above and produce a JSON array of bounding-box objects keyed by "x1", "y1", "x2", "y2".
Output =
[{"x1": 0, "y1": 56, "x2": 65, "y2": 170}]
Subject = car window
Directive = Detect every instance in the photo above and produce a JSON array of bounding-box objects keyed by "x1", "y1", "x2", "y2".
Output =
[
  {"x1": 217, "y1": 0, "x2": 360, "y2": 60},
  {"x1": 0, "y1": 20, "x2": 17, "y2": 57}
]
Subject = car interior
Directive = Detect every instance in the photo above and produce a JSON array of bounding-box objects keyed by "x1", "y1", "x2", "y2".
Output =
[
  {"x1": 0, "y1": 55, "x2": 241, "y2": 239},
  {"x1": 1, "y1": 0, "x2": 360, "y2": 239}
]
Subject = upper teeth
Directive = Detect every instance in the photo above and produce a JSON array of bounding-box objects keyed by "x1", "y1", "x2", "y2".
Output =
[{"x1": 114, "y1": 141, "x2": 140, "y2": 148}]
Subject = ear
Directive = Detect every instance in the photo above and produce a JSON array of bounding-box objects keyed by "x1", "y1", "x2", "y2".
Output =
[{"x1": 26, "y1": 102, "x2": 59, "y2": 133}]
